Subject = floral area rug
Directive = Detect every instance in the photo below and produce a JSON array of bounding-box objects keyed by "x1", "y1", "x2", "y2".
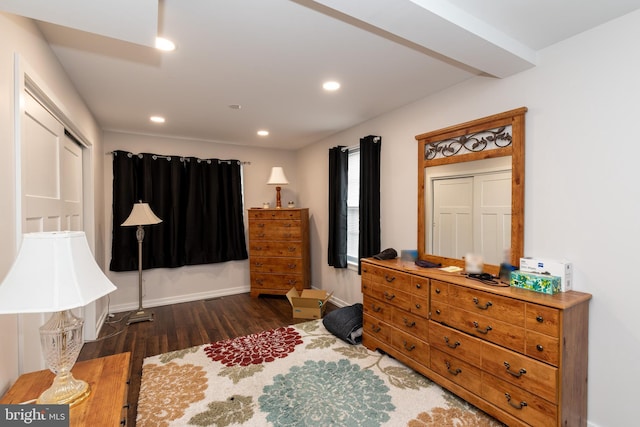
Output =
[{"x1": 137, "y1": 320, "x2": 503, "y2": 427}]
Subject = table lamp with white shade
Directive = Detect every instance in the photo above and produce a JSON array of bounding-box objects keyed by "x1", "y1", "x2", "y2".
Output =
[
  {"x1": 267, "y1": 166, "x2": 289, "y2": 208},
  {"x1": 0, "y1": 231, "x2": 117, "y2": 405}
]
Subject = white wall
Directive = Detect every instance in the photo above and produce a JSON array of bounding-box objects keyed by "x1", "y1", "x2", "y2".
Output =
[
  {"x1": 298, "y1": 10, "x2": 640, "y2": 427},
  {"x1": 0, "y1": 13, "x2": 105, "y2": 392},
  {"x1": 102, "y1": 132, "x2": 299, "y2": 311}
]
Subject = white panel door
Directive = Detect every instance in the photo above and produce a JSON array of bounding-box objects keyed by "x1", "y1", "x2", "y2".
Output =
[
  {"x1": 474, "y1": 171, "x2": 511, "y2": 265},
  {"x1": 20, "y1": 92, "x2": 84, "y2": 372},
  {"x1": 432, "y1": 177, "x2": 473, "y2": 259},
  {"x1": 24, "y1": 94, "x2": 83, "y2": 233}
]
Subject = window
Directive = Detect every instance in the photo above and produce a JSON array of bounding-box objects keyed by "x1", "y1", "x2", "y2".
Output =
[{"x1": 346, "y1": 147, "x2": 360, "y2": 265}]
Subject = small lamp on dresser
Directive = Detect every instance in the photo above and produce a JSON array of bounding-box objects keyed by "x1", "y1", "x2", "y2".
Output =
[
  {"x1": 0, "y1": 231, "x2": 117, "y2": 406},
  {"x1": 267, "y1": 166, "x2": 289, "y2": 208}
]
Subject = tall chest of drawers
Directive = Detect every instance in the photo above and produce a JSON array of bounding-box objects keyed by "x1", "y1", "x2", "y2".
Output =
[
  {"x1": 248, "y1": 208, "x2": 310, "y2": 297},
  {"x1": 361, "y1": 258, "x2": 591, "y2": 427}
]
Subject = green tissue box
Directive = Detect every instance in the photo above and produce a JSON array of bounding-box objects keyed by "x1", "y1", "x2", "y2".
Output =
[{"x1": 510, "y1": 270, "x2": 561, "y2": 295}]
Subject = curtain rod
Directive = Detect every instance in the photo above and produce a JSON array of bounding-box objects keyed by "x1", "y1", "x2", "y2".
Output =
[
  {"x1": 340, "y1": 135, "x2": 381, "y2": 151},
  {"x1": 106, "y1": 151, "x2": 250, "y2": 165}
]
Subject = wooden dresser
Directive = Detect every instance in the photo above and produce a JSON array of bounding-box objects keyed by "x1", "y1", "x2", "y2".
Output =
[
  {"x1": 361, "y1": 258, "x2": 591, "y2": 427},
  {"x1": 248, "y1": 208, "x2": 310, "y2": 298}
]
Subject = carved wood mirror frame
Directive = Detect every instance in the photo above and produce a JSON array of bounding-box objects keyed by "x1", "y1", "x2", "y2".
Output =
[{"x1": 416, "y1": 107, "x2": 527, "y2": 275}]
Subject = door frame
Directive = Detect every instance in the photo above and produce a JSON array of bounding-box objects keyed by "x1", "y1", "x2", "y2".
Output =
[{"x1": 13, "y1": 54, "x2": 99, "y2": 371}]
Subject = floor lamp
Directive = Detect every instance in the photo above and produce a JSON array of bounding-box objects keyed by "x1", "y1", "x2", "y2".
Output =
[
  {"x1": 122, "y1": 201, "x2": 162, "y2": 324},
  {"x1": 0, "y1": 231, "x2": 117, "y2": 405}
]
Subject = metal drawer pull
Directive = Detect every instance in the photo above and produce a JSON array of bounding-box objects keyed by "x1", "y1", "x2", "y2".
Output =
[
  {"x1": 444, "y1": 337, "x2": 460, "y2": 349},
  {"x1": 435, "y1": 288, "x2": 441, "y2": 294},
  {"x1": 504, "y1": 362, "x2": 527, "y2": 378},
  {"x1": 505, "y1": 393, "x2": 527, "y2": 410},
  {"x1": 285, "y1": 223, "x2": 292, "y2": 227},
  {"x1": 385, "y1": 275, "x2": 396, "y2": 283},
  {"x1": 536, "y1": 315, "x2": 544, "y2": 323},
  {"x1": 536, "y1": 344, "x2": 544, "y2": 352},
  {"x1": 472, "y1": 297, "x2": 493, "y2": 310},
  {"x1": 415, "y1": 283, "x2": 422, "y2": 289},
  {"x1": 288, "y1": 247, "x2": 296, "y2": 252},
  {"x1": 435, "y1": 309, "x2": 441, "y2": 315},
  {"x1": 372, "y1": 305, "x2": 382, "y2": 313},
  {"x1": 287, "y1": 263, "x2": 297, "y2": 269},
  {"x1": 415, "y1": 303, "x2": 422, "y2": 309},
  {"x1": 257, "y1": 223, "x2": 265, "y2": 227},
  {"x1": 255, "y1": 246, "x2": 263, "y2": 251},
  {"x1": 256, "y1": 279, "x2": 264, "y2": 284},
  {"x1": 370, "y1": 325, "x2": 381, "y2": 333},
  {"x1": 384, "y1": 292, "x2": 396, "y2": 300},
  {"x1": 473, "y1": 321, "x2": 492, "y2": 334},
  {"x1": 445, "y1": 361, "x2": 462, "y2": 376},
  {"x1": 402, "y1": 340, "x2": 416, "y2": 351},
  {"x1": 287, "y1": 279, "x2": 298, "y2": 285},
  {"x1": 403, "y1": 318, "x2": 416, "y2": 328},
  {"x1": 254, "y1": 262, "x2": 263, "y2": 267}
]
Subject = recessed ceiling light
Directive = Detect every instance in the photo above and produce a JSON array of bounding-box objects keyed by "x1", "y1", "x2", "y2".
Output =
[
  {"x1": 155, "y1": 37, "x2": 176, "y2": 51},
  {"x1": 150, "y1": 116, "x2": 165, "y2": 123},
  {"x1": 257, "y1": 130, "x2": 269, "y2": 136},
  {"x1": 323, "y1": 81, "x2": 341, "y2": 91},
  {"x1": 228, "y1": 104, "x2": 242, "y2": 110}
]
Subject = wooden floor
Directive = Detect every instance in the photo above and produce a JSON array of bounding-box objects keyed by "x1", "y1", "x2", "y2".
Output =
[{"x1": 78, "y1": 293, "x2": 337, "y2": 426}]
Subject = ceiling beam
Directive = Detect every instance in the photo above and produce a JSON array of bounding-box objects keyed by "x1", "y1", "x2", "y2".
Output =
[
  {"x1": 308, "y1": 0, "x2": 537, "y2": 78},
  {"x1": 0, "y1": 0, "x2": 158, "y2": 47}
]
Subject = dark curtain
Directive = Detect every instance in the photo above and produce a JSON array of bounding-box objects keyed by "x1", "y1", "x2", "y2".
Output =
[
  {"x1": 139, "y1": 154, "x2": 186, "y2": 269},
  {"x1": 184, "y1": 159, "x2": 248, "y2": 264},
  {"x1": 110, "y1": 151, "x2": 140, "y2": 271},
  {"x1": 327, "y1": 146, "x2": 348, "y2": 268},
  {"x1": 110, "y1": 151, "x2": 247, "y2": 272},
  {"x1": 358, "y1": 135, "x2": 382, "y2": 273}
]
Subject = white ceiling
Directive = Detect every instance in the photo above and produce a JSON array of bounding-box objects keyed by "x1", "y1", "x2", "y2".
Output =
[{"x1": 4, "y1": 0, "x2": 640, "y2": 149}]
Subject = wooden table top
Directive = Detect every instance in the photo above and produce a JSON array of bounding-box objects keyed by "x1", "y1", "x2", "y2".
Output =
[{"x1": 1, "y1": 352, "x2": 131, "y2": 426}]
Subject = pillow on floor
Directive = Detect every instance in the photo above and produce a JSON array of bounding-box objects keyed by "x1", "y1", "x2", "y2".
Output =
[{"x1": 322, "y1": 303, "x2": 363, "y2": 345}]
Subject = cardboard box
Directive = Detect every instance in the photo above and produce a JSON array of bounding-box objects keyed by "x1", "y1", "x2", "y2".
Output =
[
  {"x1": 286, "y1": 288, "x2": 333, "y2": 319},
  {"x1": 519, "y1": 257, "x2": 573, "y2": 291},
  {"x1": 510, "y1": 270, "x2": 561, "y2": 295}
]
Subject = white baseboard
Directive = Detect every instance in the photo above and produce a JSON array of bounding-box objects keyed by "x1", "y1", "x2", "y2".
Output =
[
  {"x1": 327, "y1": 294, "x2": 348, "y2": 308},
  {"x1": 109, "y1": 285, "x2": 251, "y2": 314},
  {"x1": 108, "y1": 285, "x2": 349, "y2": 314}
]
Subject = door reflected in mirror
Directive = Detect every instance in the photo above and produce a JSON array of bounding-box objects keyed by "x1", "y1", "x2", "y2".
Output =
[{"x1": 426, "y1": 157, "x2": 511, "y2": 265}]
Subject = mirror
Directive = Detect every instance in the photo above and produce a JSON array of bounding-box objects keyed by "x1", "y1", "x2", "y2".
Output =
[{"x1": 416, "y1": 107, "x2": 527, "y2": 275}]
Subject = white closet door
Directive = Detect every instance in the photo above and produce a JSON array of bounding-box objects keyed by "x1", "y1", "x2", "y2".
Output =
[
  {"x1": 20, "y1": 92, "x2": 84, "y2": 372},
  {"x1": 23, "y1": 93, "x2": 83, "y2": 233},
  {"x1": 432, "y1": 176, "x2": 474, "y2": 259},
  {"x1": 473, "y1": 171, "x2": 511, "y2": 265}
]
